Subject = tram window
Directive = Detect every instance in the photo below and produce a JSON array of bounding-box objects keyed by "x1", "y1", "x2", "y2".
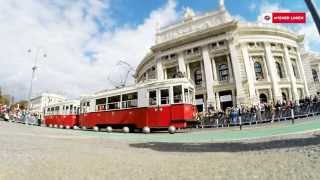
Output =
[
  {"x1": 107, "y1": 95, "x2": 120, "y2": 110},
  {"x1": 173, "y1": 85, "x2": 183, "y2": 103},
  {"x1": 189, "y1": 89, "x2": 194, "y2": 103},
  {"x1": 122, "y1": 92, "x2": 138, "y2": 108},
  {"x1": 96, "y1": 98, "x2": 106, "y2": 111},
  {"x1": 149, "y1": 90, "x2": 157, "y2": 106},
  {"x1": 161, "y1": 89, "x2": 169, "y2": 105},
  {"x1": 86, "y1": 102, "x2": 90, "y2": 106},
  {"x1": 184, "y1": 88, "x2": 189, "y2": 103},
  {"x1": 55, "y1": 106, "x2": 60, "y2": 115},
  {"x1": 70, "y1": 105, "x2": 73, "y2": 114}
]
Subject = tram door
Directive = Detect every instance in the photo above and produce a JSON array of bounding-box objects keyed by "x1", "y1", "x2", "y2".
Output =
[{"x1": 147, "y1": 88, "x2": 171, "y2": 127}]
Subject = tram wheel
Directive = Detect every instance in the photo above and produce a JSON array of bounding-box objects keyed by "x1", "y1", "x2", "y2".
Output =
[
  {"x1": 123, "y1": 126, "x2": 130, "y2": 133},
  {"x1": 82, "y1": 126, "x2": 87, "y2": 130},
  {"x1": 54, "y1": 124, "x2": 58, "y2": 128},
  {"x1": 93, "y1": 126, "x2": 100, "y2": 132},
  {"x1": 73, "y1": 125, "x2": 79, "y2": 130},
  {"x1": 65, "y1": 125, "x2": 70, "y2": 129},
  {"x1": 106, "y1": 126, "x2": 113, "y2": 133},
  {"x1": 168, "y1": 125, "x2": 176, "y2": 134},
  {"x1": 142, "y1": 126, "x2": 151, "y2": 134},
  {"x1": 59, "y1": 125, "x2": 64, "y2": 129}
]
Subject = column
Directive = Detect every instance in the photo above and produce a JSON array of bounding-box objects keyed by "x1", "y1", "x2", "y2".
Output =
[
  {"x1": 226, "y1": 55, "x2": 234, "y2": 81},
  {"x1": 200, "y1": 61, "x2": 206, "y2": 87},
  {"x1": 178, "y1": 52, "x2": 186, "y2": 76},
  {"x1": 241, "y1": 43, "x2": 257, "y2": 104},
  {"x1": 211, "y1": 57, "x2": 218, "y2": 81},
  {"x1": 202, "y1": 45, "x2": 215, "y2": 108},
  {"x1": 186, "y1": 63, "x2": 191, "y2": 79},
  {"x1": 156, "y1": 59, "x2": 164, "y2": 80},
  {"x1": 283, "y1": 44, "x2": 298, "y2": 101},
  {"x1": 215, "y1": 92, "x2": 221, "y2": 110},
  {"x1": 296, "y1": 49, "x2": 310, "y2": 96},
  {"x1": 228, "y1": 40, "x2": 245, "y2": 105},
  {"x1": 264, "y1": 42, "x2": 282, "y2": 102}
]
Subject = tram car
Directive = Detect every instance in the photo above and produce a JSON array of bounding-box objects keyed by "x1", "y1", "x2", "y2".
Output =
[
  {"x1": 79, "y1": 78, "x2": 196, "y2": 133},
  {"x1": 44, "y1": 100, "x2": 80, "y2": 129}
]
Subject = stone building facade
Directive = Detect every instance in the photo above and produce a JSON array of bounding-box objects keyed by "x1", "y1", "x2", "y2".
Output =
[
  {"x1": 302, "y1": 52, "x2": 320, "y2": 96},
  {"x1": 135, "y1": 3, "x2": 310, "y2": 112}
]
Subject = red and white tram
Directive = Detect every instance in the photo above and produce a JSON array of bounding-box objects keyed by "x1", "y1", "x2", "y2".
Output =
[
  {"x1": 79, "y1": 78, "x2": 196, "y2": 133},
  {"x1": 44, "y1": 100, "x2": 80, "y2": 129}
]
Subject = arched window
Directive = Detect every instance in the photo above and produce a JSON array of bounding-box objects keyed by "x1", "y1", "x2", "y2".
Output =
[
  {"x1": 259, "y1": 93, "x2": 267, "y2": 103},
  {"x1": 276, "y1": 62, "x2": 284, "y2": 78},
  {"x1": 254, "y1": 62, "x2": 264, "y2": 80},
  {"x1": 312, "y1": 69, "x2": 319, "y2": 82},
  {"x1": 218, "y1": 64, "x2": 229, "y2": 81},
  {"x1": 194, "y1": 69, "x2": 202, "y2": 85}
]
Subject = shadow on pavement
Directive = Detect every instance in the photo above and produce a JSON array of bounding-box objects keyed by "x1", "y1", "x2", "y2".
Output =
[{"x1": 129, "y1": 134, "x2": 320, "y2": 153}]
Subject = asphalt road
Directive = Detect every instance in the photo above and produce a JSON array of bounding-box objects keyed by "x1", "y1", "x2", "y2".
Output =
[{"x1": 0, "y1": 120, "x2": 320, "y2": 180}]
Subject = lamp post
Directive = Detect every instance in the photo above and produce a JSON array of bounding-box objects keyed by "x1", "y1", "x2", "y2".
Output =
[
  {"x1": 305, "y1": 0, "x2": 320, "y2": 35},
  {"x1": 27, "y1": 48, "x2": 47, "y2": 111}
]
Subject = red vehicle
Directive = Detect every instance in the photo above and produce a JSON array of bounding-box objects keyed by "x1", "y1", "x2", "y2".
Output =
[
  {"x1": 79, "y1": 78, "x2": 196, "y2": 133},
  {"x1": 44, "y1": 100, "x2": 80, "y2": 129}
]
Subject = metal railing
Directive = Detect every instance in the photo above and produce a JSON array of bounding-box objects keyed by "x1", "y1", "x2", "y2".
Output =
[{"x1": 197, "y1": 101, "x2": 320, "y2": 128}]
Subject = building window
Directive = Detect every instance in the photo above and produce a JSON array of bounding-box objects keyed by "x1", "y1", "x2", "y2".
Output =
[
  {"x1": 254, "y1": 62, "x2": 264, "y2": 80},
  {"x1": 218, "y1": 64, "x2": 229, "y2": 81},
  {"x1": 194, "y1": 69, "x2": 202, "y2": 85},
  {"x1": 166, "y1": 67, "x2": 177, "y2": 79},
  {"x1": 218, "y1": 41, "x2": 225, "y2": 46},
  {"x1": 275, "y1": 62, "x2": 284, "y2": 79},
  {"x1": 312, "y1": 69, "x2": 319, "y2": 82},
  {"x1": 291, "y1": 59, "x2": 300, "y2": 79}
]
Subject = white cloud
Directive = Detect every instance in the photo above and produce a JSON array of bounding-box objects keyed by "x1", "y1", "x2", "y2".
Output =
[{"x1": 0, "y1": 0, "x2": 178, "y2": 100}]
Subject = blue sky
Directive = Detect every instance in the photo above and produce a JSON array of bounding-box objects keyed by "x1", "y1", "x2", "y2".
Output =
[
  {"x1": 0, "y1": 0, "x2": 319, "y2": 100},
  {"x1": 107, "y1": 0, "x2": 319, "y2": 30}
]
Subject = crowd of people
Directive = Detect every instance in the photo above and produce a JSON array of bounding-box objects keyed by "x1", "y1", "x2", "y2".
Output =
[
  {"x1": 197, "y1": 95, "x2": 320, "y2": 128},
  {"x1": 0, "y1": 105, "x2": 41, "y2": 125}
]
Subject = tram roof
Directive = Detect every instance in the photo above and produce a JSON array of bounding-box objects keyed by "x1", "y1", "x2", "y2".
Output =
[
  {"x1": 44, "y1": 99, "x2": 80, "y2": 108},
  {"x1": 88, "y1": 78, "x2": 194, "y2": 99}
]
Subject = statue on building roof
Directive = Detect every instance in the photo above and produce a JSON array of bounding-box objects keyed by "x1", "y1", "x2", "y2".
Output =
[{"x1": 183, "y1": 7, "x2": 195, "y2": 21}]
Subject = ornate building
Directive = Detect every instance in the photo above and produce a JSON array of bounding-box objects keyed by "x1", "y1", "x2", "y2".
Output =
[
  {"x1": 135, "y1": 2, "x2": 310, "y2": 112},
  {"x1": 302, "y1": 52, "x2": 320, "y2": 96}
]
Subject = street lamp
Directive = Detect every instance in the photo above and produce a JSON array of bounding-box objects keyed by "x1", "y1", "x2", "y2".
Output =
[{"x1": 27, "y1": 48, "x2": 47, "y2": 111}]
